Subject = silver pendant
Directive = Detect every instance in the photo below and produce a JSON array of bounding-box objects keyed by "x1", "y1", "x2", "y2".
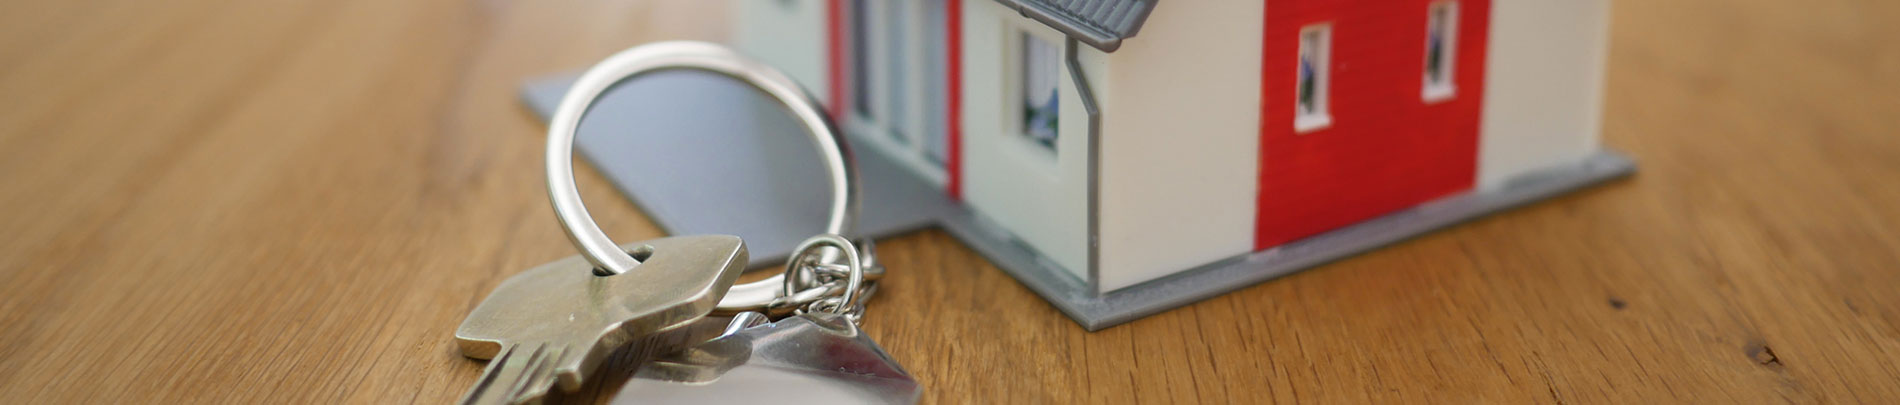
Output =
[{"x1": 613, "y1": 312, "x2": 921, "y2": 404}]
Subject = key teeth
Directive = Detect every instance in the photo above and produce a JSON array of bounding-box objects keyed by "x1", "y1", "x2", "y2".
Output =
[
  {"x1": 457, "y1": 338, "x2": 505, "y2": 360},
  {"x1": 460, "y1": 345, "x2": 517, "y2": 405},
  {"x1": 460, "y1": 343, "x2": 550, "y2": 405},
  {"x1": 552, "y1": 346, "x2": 590, "y2": 392},
  {"x1": 511, "y1": 344, "x2": 572, "y2": 404},
  {"x1": 505, "y1": 344, "x2": 548, "y2": 403},
  {"x1": 460, "y1": 343, "x2": 582, "y2": 405}
]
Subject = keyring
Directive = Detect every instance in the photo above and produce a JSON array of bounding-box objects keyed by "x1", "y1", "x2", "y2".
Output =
[
  {"x1": 780, "y1": 234, "x2": 864, "y2": 314},
  {"x1": 544, "y1": 41, "x2": 859, "y2": 309}
]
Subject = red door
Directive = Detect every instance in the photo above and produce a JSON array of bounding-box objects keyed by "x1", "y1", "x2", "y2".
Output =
[{"x1": 1255, "y1": 0, "x2": 1491, "y2": 250}]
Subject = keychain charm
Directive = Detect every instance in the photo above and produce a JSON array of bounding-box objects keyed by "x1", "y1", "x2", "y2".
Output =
[
  {"x1": 617, "y1": 312, "x2": 919, "y2": 403},
  {"x1": 615, "y1": 235, "x2": 920, "y2": 404}
]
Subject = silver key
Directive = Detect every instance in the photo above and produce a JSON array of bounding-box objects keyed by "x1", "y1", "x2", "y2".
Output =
[{"x1": 455, "y1": 235, "x2": 747, "y2": 405}]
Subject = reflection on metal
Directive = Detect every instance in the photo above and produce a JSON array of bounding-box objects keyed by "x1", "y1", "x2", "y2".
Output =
[{"x1": 615, "y1": 312, "x2": 921, "y2": 404}]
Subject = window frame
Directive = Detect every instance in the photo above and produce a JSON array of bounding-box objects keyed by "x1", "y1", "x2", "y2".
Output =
[
  {"x1": 1017, "y1": 30, "x2": 1063, "y2": 151},
  {"x1": 1422, "y1": 1, "x2": 1460, "y2": 103},
  {"x1": 1294, "y1": 23, "x2": 1334, "y2": 133}
]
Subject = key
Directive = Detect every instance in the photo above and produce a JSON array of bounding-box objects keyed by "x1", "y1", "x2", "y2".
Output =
[
  {"x1": 613, "y1": 311, "x2": 921, "y2": 404},
  {"x1": 455, "y1": 234, "x2": 748, "y2": 405}
]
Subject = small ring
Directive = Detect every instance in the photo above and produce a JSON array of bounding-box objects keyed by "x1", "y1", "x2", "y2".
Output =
[
  {"x1": 544, "y1": 41, "x2": 859, "y2": 283},
  {"x1": 780, "y1": 234, "x2": 864, "y2": 315}
]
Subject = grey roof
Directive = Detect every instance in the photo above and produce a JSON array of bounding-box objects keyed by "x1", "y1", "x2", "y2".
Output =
[{"x1": 993, "y1": 0, "x2": 1158, "y2": 52}]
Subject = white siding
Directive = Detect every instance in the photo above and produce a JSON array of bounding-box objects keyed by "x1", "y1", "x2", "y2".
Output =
[
  {"x1": 960, "y1": 0, "x2": 1097, "y2": 278},
  {"x1": 732, "y1": 0, "x2": 829, "y2": 103},
  {"x1": 1479, "y1": 0, "x2": 1610, "y2": 187},
  {"x1": 1094, "y1": 3, "x2": 1265, "y2": 292}
]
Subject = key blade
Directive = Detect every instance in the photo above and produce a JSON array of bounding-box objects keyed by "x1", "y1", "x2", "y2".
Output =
[{"x1": 460, "y1": 343, "x2": 567, "y2": 405}]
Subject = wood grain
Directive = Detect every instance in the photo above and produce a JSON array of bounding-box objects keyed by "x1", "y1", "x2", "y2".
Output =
[{"x1": 3, "y1": 0, "x2": 1899, "y2": 402}]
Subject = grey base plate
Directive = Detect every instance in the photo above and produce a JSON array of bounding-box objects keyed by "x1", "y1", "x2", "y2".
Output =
[
  {"x1": 946, "y1": 151, "x2": 1635, "y2": 330},
  {"x1": 522, "y1": 72, "x2": 1636, "y2": 331}
]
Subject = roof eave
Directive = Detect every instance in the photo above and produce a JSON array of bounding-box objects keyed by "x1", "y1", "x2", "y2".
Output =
[{"x1": 993, "y1": 0, "x2": 1158, "y2": 53}]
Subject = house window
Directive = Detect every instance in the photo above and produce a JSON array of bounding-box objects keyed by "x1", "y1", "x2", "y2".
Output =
[
  {"x1": 1295, "y1": 24, "x2": 1333, "y2": 133},
  {"x1": 1021, "y1": 32, "x2": 1061, "y2": 149},
  {"x1": 1423, "y1": 1, "x2": 1459, "y2": 102}
]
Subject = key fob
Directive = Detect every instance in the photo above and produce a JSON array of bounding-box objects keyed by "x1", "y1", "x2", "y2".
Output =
[{"x1": 613, "y1": 312, "x2": 921, "y2": 404}]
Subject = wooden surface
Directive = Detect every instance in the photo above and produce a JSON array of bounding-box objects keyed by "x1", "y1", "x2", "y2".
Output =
[{"x1": 3, "y1": 0, "x2": 1899, "y2": 403}]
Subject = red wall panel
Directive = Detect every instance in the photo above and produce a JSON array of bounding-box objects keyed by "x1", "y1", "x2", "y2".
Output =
[
  {"x1": 826, "y1": 0, "x2": 845, "y2": 121},
  {"x1": 1255, "y1": 0, "x2": 1491, "y2": 250}
]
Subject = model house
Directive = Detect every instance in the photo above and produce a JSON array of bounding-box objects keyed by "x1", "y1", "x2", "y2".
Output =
[{"x1": 732, "y1": 0, "x2": 1617, "y2": 295}]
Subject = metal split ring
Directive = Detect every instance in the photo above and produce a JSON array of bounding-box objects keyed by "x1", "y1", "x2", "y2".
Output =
[
  {"x1": 781, "y1": 234, "x2": 865, "y2": 315},
  {"x1": 718, "y1": 238, "x2": 880, "y2": 317},
  {"x1": 542, "y1": 41, "x2": 861, "y2": 312},
  {"x1": 806, "y1": 283, "x2": 878, "y2": 325}
]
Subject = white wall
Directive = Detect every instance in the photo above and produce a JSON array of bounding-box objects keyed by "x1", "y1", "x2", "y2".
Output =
[
  {"x1": 1094, "y1": 3, "x2": 1265, "y2": 292},
  {"x1": 960, "y1": 0, "x2": 1098, "y2": 278},
  {"x1": 732, "y1": 0, "x2": 829, "y2": 103},
  {"x1": 1479, "y1": 0, "x2": 1610, "y2": 187}
]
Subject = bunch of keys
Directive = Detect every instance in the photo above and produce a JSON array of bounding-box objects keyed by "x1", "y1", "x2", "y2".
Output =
[{"x1": 452, "y1": 41, "x2": 918, "y2": 404}]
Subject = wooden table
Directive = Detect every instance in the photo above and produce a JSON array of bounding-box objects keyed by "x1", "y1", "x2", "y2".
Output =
[{"x1": 4, "y1": 0, "x2": 1898, "y2": 402}]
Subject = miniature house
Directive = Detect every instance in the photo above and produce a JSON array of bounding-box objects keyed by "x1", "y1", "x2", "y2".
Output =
[{"x1": 731, "y1": 0, "x2": 1622, "y2": 310}]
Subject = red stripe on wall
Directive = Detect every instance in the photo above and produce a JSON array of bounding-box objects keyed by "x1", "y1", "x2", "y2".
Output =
[
  {"x1": 1256, "y1": 2, "x2": 1271, "y2": 250},
  {"x1": 946, "y1": 0, "x2": 964, "y2": 200},
  {"x1": 825, "y1": 0, "x2": 845, "y2": 121}
]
